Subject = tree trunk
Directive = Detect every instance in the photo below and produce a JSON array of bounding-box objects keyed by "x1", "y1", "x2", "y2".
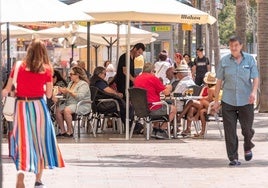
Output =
[
  {"x1": 210, "y1": 0, "x2": 220, "y2": 70},
  {"x1": 257, "y1": 0, "x2": 268, "y2": 112},
  {"x1": 236, "y1": 0, "x2": 247, "y2": 51}
]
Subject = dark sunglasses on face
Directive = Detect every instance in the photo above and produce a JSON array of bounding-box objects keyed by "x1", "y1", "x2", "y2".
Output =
[{"x1": 69, "y1": 73, "x2": 77, "y2": 76}]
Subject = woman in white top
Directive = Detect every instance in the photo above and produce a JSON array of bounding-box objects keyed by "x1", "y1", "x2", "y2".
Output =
[
  {"x1": 154, "y1": 50, "x2": 172, "y2": 85},
  {"x1": 104, "y1": 60, "x2": 116, "y2": 82}
]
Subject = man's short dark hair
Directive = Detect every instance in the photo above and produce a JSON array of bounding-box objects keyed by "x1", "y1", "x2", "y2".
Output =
[
  {"x1": 133, "y1": 43, "x2": 145, "y2": 51},
  {"x1": 196, "y1": 46, "x2": 204, "y2": 51},
  {"x1": 229, "y1": 36, "x2": 242, "y2": 44},
  {"x1": 93, "y1": 66, "x2": 106, "y2": 76}
]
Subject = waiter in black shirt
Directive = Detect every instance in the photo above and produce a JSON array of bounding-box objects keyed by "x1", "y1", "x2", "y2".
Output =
[
  {"x1": 115, "y1": 43, "x2": 145, "y2": 99},
  {"x1": 192, "y1": 47, "x2": 211, "y2": 86}
]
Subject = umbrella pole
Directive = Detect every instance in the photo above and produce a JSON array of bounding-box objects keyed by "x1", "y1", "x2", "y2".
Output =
[
  {"x1": 87, "y1": 22, "x2": 91, "y2": 74},
  {"x1": 109, "y1": 37, "x2": 112, "y2": 62},
  {"x1": 125, "y1": 21, "x2": 131, "y2": 140},
  {"x1": 116, "y1": 23, "x2": 120, "y2": 66},
  {"x1": 71, "y1": 44, "x2": 74, "y2": 61},
  {"x1": 94, "y1": 45, "x2": 98, "y2": 68},
  {"x1": 6, "y1": 23, "x2": 11, "y2": 74}
]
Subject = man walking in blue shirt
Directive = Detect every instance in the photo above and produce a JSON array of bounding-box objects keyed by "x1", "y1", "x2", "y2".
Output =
[{"x1": 213, "y1": 36, "x2": 259, "y2": 166}]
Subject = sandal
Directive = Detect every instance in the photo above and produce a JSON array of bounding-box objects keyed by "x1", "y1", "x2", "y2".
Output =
[
  {"x1": 181, "y1": 130, "x2": 191, "y2": 136},
  {"x1": 193, "y1": 133, "x2": 204, "y2": 139}
]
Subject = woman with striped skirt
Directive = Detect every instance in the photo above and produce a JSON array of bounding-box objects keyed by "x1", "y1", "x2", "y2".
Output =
[{"x1": 2, "y1": 39, "x2": 65, "y2": 188}]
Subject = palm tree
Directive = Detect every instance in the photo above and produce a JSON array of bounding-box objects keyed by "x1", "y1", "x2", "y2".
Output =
[
  {"x1": 236, "y1": 0, "x2": 247, "y2": 51},
  {"x1": 257, "y1": 0, "x2": 268, "y2": 112}
]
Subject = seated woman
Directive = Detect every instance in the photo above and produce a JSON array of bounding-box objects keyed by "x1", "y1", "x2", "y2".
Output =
[
  {"x1": 192, "y1": 72, "x2": 218, "y2": 138},
  {"x1": 90, "y1": 66, "x2": 131, "y2": 125},
  {"x1": 53, "y1": 69, "x2": 68, "y2": 87},
  {"x1": 178, "y1": 73, "x2": 220, "y2": 137},
  {"x1": 47, "y1": 69, "x2": 68, "y2": 112},
  {"x1": 54, "y1": 66, "x2": 91, "y2": 137}
]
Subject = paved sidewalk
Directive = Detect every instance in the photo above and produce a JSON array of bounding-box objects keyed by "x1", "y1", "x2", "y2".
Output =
[{"x1": 1, "y1": 112, "x2": 268, "y2": 188}]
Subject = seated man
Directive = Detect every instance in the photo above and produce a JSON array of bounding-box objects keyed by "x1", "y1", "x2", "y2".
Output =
[
  {"x1": 172, "y1": 64, "x2": 196, "y2": 135},
  {"x1": 165, "y1": 66, "x2": 179, "y2": 91},
  {"x1": 90, "y1": 66, "x2": 132, "y2": 125},
  {"x1": 134, "y1": 62, "x2": 176, "y2": 139},
  {"x1": 54, "y1": 66, "x2": 91, "y2": 137}
]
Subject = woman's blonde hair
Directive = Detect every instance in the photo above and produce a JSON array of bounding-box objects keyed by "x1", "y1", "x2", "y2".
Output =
[
  {"x1": 71, "y1": 66, "x2": 89, "y2": 83},
  {"x1": 25, "y1": 38, "x2": 50, "y2": 73}
]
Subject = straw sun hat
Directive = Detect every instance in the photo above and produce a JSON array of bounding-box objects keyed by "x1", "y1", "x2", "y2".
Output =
[
  {"x1": 173, "y1": 63, "x2": 190, "y2": 73},
  {"x1": 203, "y1": 72, "x2": 217, "y2": 84}
]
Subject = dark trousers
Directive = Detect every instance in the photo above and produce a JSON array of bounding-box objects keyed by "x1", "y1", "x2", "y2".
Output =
[
  {"x1": 222, "y1": 101, "x2": 255, "y2": 161},
  {"x1": 195, "y1": 76, "x2": 204, "y2": 86}
]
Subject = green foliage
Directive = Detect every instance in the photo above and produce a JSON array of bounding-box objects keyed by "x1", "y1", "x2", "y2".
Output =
[
  {"x1": 218, "y1": 0, "x2": 236, "y2": 45},
  {"x1": 218, "y1": 0, "x2": 257, "y2": 46}
]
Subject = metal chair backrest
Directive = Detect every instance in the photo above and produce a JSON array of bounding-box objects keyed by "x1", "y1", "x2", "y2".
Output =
[
  {"x1": 75, "y1": 98, "x2": 92, "y2": 116},
  {"x1": 188, "y1": 85, "x2": 203, "y2": 96},
  {"x1": 89, "y1": 86, "x2": 120, "y2": 114},
  {"x1": 128, "y1": 87, "x2": 151, "y2": 118},
  {"x1": 89, "y1": 86, "x2": 99, "y2": 113}
]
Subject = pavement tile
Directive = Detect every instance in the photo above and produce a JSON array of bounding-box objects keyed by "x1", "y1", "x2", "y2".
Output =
[{"x1": 1, "y1": 112, "x2": 268, "y2": 188}]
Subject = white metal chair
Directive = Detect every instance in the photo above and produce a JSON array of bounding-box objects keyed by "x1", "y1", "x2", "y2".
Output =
[
  {"x1": 73, "y1": 98, "x2": 93, "y2": 138},
  {"x1": 203, "y1": 101, "x2": 223, "y2": 138},
  {"x1": 90, "y1": 86, "x2": 123, "y2": 135}
]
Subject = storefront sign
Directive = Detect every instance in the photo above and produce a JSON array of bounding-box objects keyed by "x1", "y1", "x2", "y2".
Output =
[
  {"x1": 151, "y1": 26, "x2": 171, "y2": 32},
  {"x1": 182, "y1": 23, "x2": 193, "y2": 31}
]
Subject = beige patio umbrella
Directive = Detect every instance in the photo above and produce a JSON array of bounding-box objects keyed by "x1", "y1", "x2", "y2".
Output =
[
  {"x1": 35, "y1": 23, "x2": 157, "y2": 63},
  {"x1": 0, "y1": 0, "x2": 93, "y2": 24},
  {"x1": 35, "y1": 23, "x2": 158, "y2": 46},
  {"x1": 79, "y1": 22, "x2": 158, "y2": 61},
  {"x1": 0, "y1": 0, "x2": 94, "y2": 72},
  {"x1": 1, "y1": 24, "x2": 34, "y2": 39},
  {"x1": 71, "y1": 0, "x2": 216, "y2": 24},
  {"x1": 71, "y1": 0, "x2": 217, "y2": 140},
  {"x1": 0, "y1": 0, "x2": 93, "y2": 73}
]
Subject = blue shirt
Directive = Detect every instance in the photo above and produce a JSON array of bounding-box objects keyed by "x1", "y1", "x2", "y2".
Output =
[{"x1": 216, "y1": 52, "x2": 259, "y2": 106}]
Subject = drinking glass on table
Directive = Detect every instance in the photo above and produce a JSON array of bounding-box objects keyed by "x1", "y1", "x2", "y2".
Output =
[
  {"x1": 53, "y1": 86, "x2": 59, "y2": 96},
  {"x1": 188, "y1": 88, "x2": 194, "y2": 96},
  {"x1": 184, "y1": 89, "x2": 189, "y2": 96}
]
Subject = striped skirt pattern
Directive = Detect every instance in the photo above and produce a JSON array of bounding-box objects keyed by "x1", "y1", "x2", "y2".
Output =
[{"x1": 10, "y1": 98, "x2": 65, "y2": 174}]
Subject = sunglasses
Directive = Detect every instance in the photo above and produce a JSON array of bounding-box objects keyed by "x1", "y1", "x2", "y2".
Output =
[{"x1": 69, "y1": 73, "x2": 77, "y2": 76}]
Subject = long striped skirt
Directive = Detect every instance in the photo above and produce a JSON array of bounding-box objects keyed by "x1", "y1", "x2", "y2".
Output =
[{"x1": 10, "y1": 98, "x2": 65, "y2": 174}]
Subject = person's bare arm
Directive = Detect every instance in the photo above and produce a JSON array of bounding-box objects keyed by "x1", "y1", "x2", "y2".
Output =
[
  {"x1": 213, "y1": 79, "x2": 222, "y2": 111},
  {"x1": 104, "y1": 86, "x2": 123, "y2": 98},
  {"x1": 207, "y1": 87, "x2": 215, "y2": 102},
  {"x1": 192, "y1": 65, "x2": 196, "y2": 80},
  {"x1": 45, "y1": 82, "x2": 53, "y2": 99},
  {"x1": 207, "y1": 64, "x2": 211, "y2": 72},
  {"x1": 123, "y1": 66, "x2": 135, "y2": 81},
  {"x1": 2, "y1": 77, "x2": 13, "y2": 97},
  {"x1": 162, "y1": 85, "x2": 172, "y2": 96},
  {"x1": 249, "y1": 77, "x2": 259, "y2": 104}
]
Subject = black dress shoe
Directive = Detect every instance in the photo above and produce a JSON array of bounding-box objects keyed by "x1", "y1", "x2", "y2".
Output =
[
  {"x1": 56, "y1": 133, "x2": 66, "y2": 137},
  {"x1": 63, "y1": 133, "x2": 73, "y2": 138}
]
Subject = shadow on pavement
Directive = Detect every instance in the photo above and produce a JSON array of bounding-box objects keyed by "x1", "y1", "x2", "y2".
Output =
[{"x1": 66, "y1": 154, "x2": 268, "y2": 169}]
